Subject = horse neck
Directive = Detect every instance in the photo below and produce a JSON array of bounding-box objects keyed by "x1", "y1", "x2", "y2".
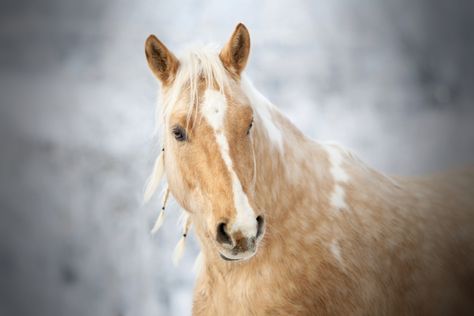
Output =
[{"x1": 251, "y1": 104, "x2": 329, "y2": 228}]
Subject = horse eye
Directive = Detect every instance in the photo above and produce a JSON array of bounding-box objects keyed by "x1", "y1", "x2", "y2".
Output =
[
  {"x1": 247, "y1": 119, "x2": 254, "y2": 135},
  {"x1": 172, "y1": 126, "x2": 187, "y2": 141}
]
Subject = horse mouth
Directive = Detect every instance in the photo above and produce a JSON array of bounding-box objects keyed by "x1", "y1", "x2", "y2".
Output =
[
  {"x1": 220, "y1": 254, "x2": 241, "y2": 261},
  {"x1": 219, "y1": 251, "x2": 256, "y2": 262}
]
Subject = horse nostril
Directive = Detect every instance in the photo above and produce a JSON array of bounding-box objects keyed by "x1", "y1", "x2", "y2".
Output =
[
  {"x1": 216, "y1": 222, "x2": 232, "y2": 245},
  {"x1": 256, "y1": 215, "x2": 265, "y2": 238}
]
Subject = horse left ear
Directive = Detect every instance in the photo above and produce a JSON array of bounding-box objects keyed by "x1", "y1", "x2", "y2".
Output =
[
  {"x1": 219, "y1": 23, "x2": 251, "y2": 76},
  {"x1": 145, "y1": 35, "x2": 179, "y2": 85}
]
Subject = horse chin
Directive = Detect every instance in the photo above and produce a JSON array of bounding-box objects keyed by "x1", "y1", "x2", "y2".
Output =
[{"x1": 219, "y1": 251, "x2": 256, "y2": 262}]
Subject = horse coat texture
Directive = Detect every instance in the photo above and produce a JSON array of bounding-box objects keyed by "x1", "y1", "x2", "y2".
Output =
[{"x1": 144, "y1": 24, "x2": 474, "y2": 315}]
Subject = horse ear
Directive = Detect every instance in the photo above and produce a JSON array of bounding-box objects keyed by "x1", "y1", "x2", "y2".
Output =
[
  {"x1": 145, "y1": 35, "x2": 179, "y2": 85},
  {"x1": 219, "y1": 23, "x2": 251, "y2": 76}
]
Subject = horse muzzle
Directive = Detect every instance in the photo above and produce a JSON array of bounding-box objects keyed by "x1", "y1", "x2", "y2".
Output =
[{"x1": 216, "y1": 216, "x2": 265, "y2": 262}]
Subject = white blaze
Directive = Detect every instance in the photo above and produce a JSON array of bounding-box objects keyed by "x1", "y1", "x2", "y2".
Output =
[{"x1": 201, "y1": 89, "x2": 257, "y2": 236}]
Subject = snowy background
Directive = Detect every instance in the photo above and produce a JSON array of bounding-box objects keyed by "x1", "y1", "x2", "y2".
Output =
[{"x1": 1, "y1": 0, "x2": 473, "y2": 315}]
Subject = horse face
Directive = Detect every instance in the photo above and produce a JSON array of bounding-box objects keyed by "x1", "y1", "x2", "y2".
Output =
[
  {"x1": 164, "y1": 83, "x2": 265, "y2": 262},
  {"x1": 145, "y1": 24, "x2": 265, "y2": 261}
]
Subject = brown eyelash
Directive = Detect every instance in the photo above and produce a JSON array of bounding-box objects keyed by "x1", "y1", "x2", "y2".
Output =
[{"x1": 247, "y1": 118, "x2": 254, "y2": 135}]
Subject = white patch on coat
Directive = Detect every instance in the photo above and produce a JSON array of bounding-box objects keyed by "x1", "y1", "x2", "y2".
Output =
[
  {"x1": 202, "y1": 89, "x2": 257, "y2": 237},
  {"x1": 330, "y1": 240, "x2": 344, "y2": 266},
  {"x1": 325, "y1": 145, "x2": 349, "y2": 183},
  {"x1": 330, "y1": 185, "x2": 348, "y2": 210},
  {"x1": 324, "y1": 143, "x2": 350, "y2": 211}
]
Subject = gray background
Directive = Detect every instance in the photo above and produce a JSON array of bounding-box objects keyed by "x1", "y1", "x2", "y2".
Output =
[{"x1": 1, "y1": 0, "x2": 473, "y2": 315}]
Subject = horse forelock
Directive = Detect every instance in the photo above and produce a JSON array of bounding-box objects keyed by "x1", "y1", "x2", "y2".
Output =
[
  {"x1": 157, "y1": 44, "x2": 230, "y2": 132},
  {"x1": 154, "y1": 44, "x2": 284, "y2": 152}
]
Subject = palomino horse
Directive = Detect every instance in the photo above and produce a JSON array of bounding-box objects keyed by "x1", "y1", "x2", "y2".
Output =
[{"x1": 144, "y1": 23, "x2": 474, "y2": 315}]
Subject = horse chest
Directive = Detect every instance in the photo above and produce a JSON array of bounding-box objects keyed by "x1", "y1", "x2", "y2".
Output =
[
  {"x1": 193, "y1": 265, "x2": 330, "y2": 315},
  {"x1": 205, "y1": 274, "x2": 268, "y2": 312}
]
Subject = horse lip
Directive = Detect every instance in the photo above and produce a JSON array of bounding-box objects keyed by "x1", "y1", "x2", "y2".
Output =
[
  {"x1": 220, "y1": 254, "x2": 241, "y2": 261},
  {"x1": 219, "y1": 251, "x2": 256, "y2": 262}
]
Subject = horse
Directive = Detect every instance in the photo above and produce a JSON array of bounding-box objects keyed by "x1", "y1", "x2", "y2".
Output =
[{"x1": 143, "y1": 23, "x2": 474, "y2": 315}]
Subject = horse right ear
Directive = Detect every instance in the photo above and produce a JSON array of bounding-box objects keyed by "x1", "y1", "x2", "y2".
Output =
[
  {"x1": 220, "y1": 23, "x2": 251, "y2": 76},
  {"x1": 145, "y1": 35, "x2": 179, "y2": 85}
]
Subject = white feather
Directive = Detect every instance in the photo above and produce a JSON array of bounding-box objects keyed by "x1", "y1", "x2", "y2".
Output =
[
  {"x1": 150, "y1": 209, "x2": 165, "y2": 235},
  {"x1": 150, "y1": 186, "x2": 171, "y2": 235},
  {"x1": 161, "y1": 186, "x2": 170, "y2": 207},
  {"x1": 143, "y1": 150, "x2": 165, "y2": 203},
  {"x1": 172, "y1": 211, "x2": 192, "y2": 265},
  {"x1": 193, "y1": 252, "x2": 204, "y2": 274},
  {"x1": 177, "y1": 208, "x2": 191, "y2": 226},
  {"x1": 172, "y1": 236, "x2": 186, "y2": 266}
]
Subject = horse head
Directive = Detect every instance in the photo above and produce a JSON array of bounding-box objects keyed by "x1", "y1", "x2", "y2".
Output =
[{"x1": 145, "y1": 24, "x2": 265, "y2": 262}]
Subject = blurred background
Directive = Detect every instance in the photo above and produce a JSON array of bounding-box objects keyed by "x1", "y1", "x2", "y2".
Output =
[{"x1": 0, "y1": 0, "x2": 473, "y2": 315}]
